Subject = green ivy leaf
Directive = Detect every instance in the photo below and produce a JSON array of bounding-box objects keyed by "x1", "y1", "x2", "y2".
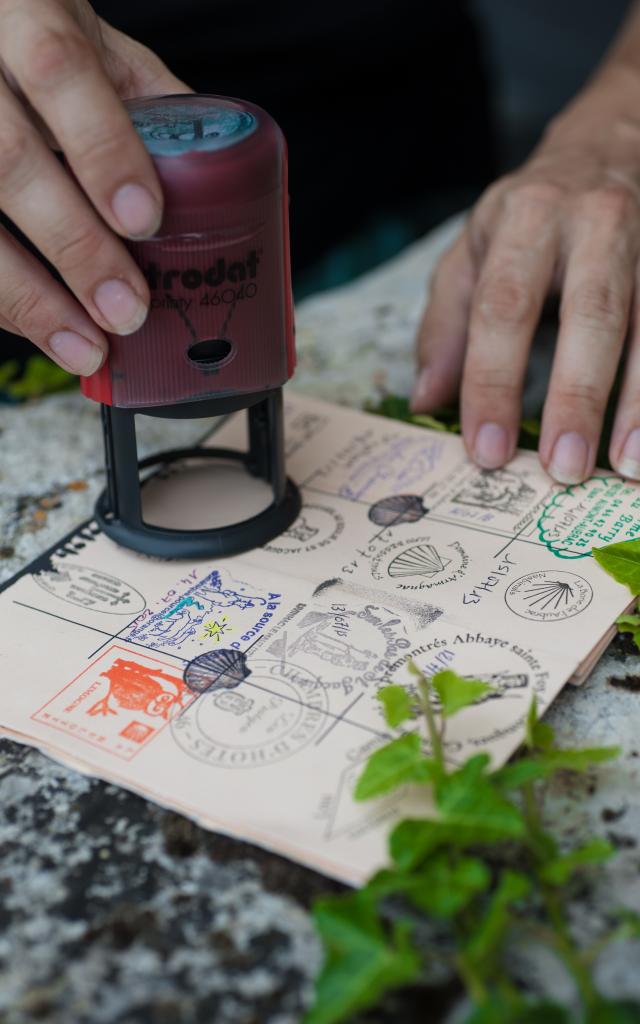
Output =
[
  {"x1": 305, "y1": 892, "x2": 421, "y2": 1024},
  {"x1": 436, "y1": 755, "x2": 526, "y2": 839},
  {"x1": 365, "y1": 394, "x2": 462, "y2": 432},
  {"x1": 585, "y1": 1001, "x2": 640, "y2": 1024},
  {"x1": 514, "y1": 1010, "x2": 572, "y2": 1024},
  {"x1": 407, "y1": 853, "x2": 491, "y2": 918},
  {"x1": 614, "y1": 909, "x2": 640, "y2": 939},
  {"x1": 463, "y1": 1000, "x2": 571, "y2": 1024},
  {"x1": 493, "y1": 746, "x2": 619, "y2": 791},
  {"x1": 436, "y1": 750, "x2": 490, "y2": 787},
  {"x1": 432, "y1": 670, "x2": 494, "y2": 717},
  {"x1": 540, "y1": 838, "x2": 615, "y2": 885},
  {"x1": 409, "y1": 413, "x2": 449, "y2": 431},
  {"x1": 390, "y1": 761, "x2": 526, "y2": 870},
  {"x1": 389, "y1": 819, "x2": 498, "y2": 871},
  {"x1": 367, "y1": 855, "x2": 491, "y2": 919},
  {"x1": 533, "y1": 747, "x2": 620, "y2": 774},
  {"x1": 520, "y1": 418, "x2": 542, "y2": 439},
  {"x1": 364, "y1": 395, "x2": 413, "y2": 422},
  {"x1": 377, "y1": 685, "x2": 415, "y2": 727},
  {"x1": 7, "y1": 355, "x2": 75, "y2": 399},
  {"x1": 363, "y1": 867, "x2": 409, "y2": 900},
  {"x1": 525, "y1": 697, "x2": 555, "y2": 752},
  {"x1": 593, "y1": 539, "x2": 640, "y2": 596},
  {"x1": 354, "y1": 733, "x2": 432, "y2": 802},
  {"x1": 517, "y1": 418, "x2": 543, "y2": 453},
  {"x1": 0, "y1": 359, "x2": 19, "y2": 390},
  {"x1": 463, "y1": 870, "x2": 531, "y2": 973},
  {"x1": 389, "y1": 819, "x2": 446, "y2": 870},
  {"x1": 616, "y1": 613, "x2": 640, "y2": 630},
  {"x1": 616, "y1": 614, "x2": 640, "y2": 651},
  {"x1": 491, "y1": 757, "x2": 551, "y2": 789}
]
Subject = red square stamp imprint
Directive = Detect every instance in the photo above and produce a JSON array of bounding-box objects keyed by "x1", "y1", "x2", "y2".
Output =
[{"x1": 32, "y1": 644, "x2": 191, "y2": 760}]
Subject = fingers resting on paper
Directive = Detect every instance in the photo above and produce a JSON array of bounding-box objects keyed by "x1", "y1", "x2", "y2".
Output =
[{"x1": 414, "y1": 157, "x2": 640, "y2": 484}]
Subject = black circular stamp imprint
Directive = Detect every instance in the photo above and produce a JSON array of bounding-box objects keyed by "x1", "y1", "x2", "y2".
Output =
[
  {"x1": 171, "y1": 657, "x2": 329, "y2": 768},
  {"x1": 505, "y1": 571, "x2": 593, "y2": 622}
]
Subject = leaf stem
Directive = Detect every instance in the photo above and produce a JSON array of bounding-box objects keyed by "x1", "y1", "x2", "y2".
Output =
[
  {"x1": 583, "y1": 923, "x2": 630, "y2": 967},
  {"x1": 523, "y1": 781, "x2": 598, "y2": 1011},
  {"x1": 418, "y1": 677, "x2": 445, "y2": 773},
  {"x1": 455, "y1": 951, "x2": 489, "y2": 1006},
  {"x1": 522, "y1": 780, "x2": 549, "y2": 859},
  {"x1": 540, "y1": 891, "x2": 598, "y2": 1009}
]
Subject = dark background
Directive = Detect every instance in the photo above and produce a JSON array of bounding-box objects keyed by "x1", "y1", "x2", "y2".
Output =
[
  {"x1": 0, "y1": 0, "x2": 634, "y2": 375},
  {"x1": 92, "y1": 0, "x2": 496, "y2": 283},
  {"x1": 474, "y1": 0, "x2": 631, "y2": 169}
]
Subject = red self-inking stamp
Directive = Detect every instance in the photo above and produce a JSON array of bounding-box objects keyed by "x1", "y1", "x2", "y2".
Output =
[{"x1": 83, "y1": 94, "x2": 301, "y2": 559}]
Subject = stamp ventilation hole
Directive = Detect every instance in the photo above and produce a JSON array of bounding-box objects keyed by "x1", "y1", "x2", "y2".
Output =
[{"x1": 187, "y1": 338, "x2": 232, "y2": 367}]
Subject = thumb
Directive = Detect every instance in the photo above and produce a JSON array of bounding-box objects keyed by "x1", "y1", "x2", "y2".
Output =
[{"x1": 411, "y1": 228, "x2": 476, "y2": 413}]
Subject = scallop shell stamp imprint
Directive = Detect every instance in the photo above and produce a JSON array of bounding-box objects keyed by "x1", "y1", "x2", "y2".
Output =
[
  {"x1": 505, "y1": 571, "x2": 593, "y2": 622},
  {"x1": 368, "y1": 494, "x2": 427, "y2": 528},
  {"x1": 370, "y1": 535, "x2": 470, "y2": 591},
  {"x1": 183, "y1": 649, "x2": 251, "y2": 695}
]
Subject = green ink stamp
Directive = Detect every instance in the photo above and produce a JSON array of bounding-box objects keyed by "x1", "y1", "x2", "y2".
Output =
[{"x1": 537, "y1": 475, "x2": 640, "y2": 559}]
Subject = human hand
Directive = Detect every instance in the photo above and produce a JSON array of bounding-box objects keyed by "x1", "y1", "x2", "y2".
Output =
[
  {"x1": 0, "y1": 0, "x2": 189, "y2": 376},
  {"x1": 413, "y1": 67, "x2": 640, "y2": 484}
]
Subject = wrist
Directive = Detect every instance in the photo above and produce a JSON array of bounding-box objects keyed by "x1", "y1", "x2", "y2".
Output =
[{"x1": 541, "y1": 61, "x2": 640, "y2": 154}]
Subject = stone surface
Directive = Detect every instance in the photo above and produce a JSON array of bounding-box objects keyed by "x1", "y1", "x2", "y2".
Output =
[{"x1": 1, "y1": 216, "x2": 639, "y2": 1022}]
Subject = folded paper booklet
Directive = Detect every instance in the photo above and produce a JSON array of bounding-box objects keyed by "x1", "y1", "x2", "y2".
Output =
[{"x1": 0, "y1": 393, "x2": 637, "y2": 883}]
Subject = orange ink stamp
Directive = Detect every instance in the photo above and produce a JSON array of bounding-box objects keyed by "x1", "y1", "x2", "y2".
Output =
[{"x1": 32, "y1": 644, "x2": 191, "y2": 760}]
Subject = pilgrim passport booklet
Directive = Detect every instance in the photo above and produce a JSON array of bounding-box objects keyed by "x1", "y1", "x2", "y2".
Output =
[{"x1": 0, "y1": 392, "x2": 637, "y2": 883}]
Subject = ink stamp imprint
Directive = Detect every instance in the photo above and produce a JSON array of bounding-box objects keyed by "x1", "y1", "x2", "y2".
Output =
[
  {"x1": 171, "y1": 657, "x2": 328, "y2": 768},
  {"x1": 505, "y1": 571, "x2": 593, "y2": 622}
]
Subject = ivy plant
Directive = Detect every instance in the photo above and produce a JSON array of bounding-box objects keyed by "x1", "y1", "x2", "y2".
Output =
[{"x1": 305, "y1": 667, "x2": 639, "y2": 1024}]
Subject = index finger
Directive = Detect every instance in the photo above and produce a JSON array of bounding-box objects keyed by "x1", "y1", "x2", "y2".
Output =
[
  {"x1": 461, "y1": 185, "x2": 560, "y2": 469},
  {"x1": 2, "y1": 0, "x2": 165, "y2": 238}
]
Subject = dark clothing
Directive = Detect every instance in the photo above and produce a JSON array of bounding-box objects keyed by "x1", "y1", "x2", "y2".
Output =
[
  {"x1": 95, "y1": 1, "x2": 496, "y2": 269},
  {"x1": 1, "y1": 2, "x2": 496, "y2": 368}
]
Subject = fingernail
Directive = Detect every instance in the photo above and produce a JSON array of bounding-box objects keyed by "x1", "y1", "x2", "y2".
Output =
[
  {"x1": 410, "y1": 368, "x2": 430, "y2": 411},
  {"x1": 49, "y1": 331, "x2": 104, "y2": 375},
  {"x1": 549, "y1": 432, "x2": 589, "y2": 485},
  {"x1": 94, "y1": 279, "x2": 148, "y2": 335},
  {"x1": 111, "y1": 183, "x2": 161, "y2": 238},
  {"x1": 618, "y1": 428, "x2": 640, "y2": 480},
  {"x1": 474, "y1": 422, "x2": 509, "y2": 469}
]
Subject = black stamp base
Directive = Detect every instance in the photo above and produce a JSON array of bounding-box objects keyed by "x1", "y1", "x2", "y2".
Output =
[{"x1": 96, "y1": 387, "x2": 301, "y2": 560}]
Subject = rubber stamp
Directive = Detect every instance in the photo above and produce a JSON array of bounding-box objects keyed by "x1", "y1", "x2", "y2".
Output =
[{"x1": 83, "y1": 94, "x2": 301, "y2": 558}]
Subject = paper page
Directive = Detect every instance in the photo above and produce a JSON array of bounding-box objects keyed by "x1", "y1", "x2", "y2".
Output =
[{"x1": 0, "y1": 392, "x2": 636, "y2": 884}]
